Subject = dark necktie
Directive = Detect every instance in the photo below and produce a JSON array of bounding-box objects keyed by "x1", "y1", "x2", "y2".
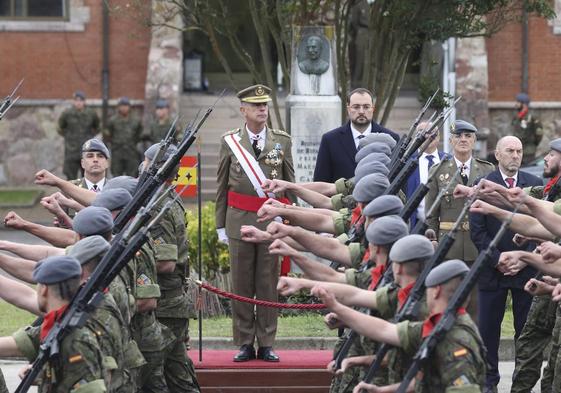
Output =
[
  {"x1": 460, "y1": 164, "x2": 469, "y2": 185},
  {"x1": 91, "y1": 184, "x2": 99, "y2": 192},
  {"x1": 252, "y1": 137, "x2": 261, "y2": 157},
  {"x1": 426, "y1": 154, "x2": 435, "y2": 170},
  {"x1": 505, "y1": 177, "x2": 515, "y2": 188},
  {"x1": 357, "y1": 134, "x2": 365, "y2": 140}
]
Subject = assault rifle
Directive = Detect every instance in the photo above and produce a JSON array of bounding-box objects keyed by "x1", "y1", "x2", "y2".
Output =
[
  {"x1": 399, "y1": 160, "x2": 445, "y2": 222},
  {"x1": 395, "y1": 204, "x2": 519, "y2": 393},
  {"x1": 0, "y1": 79, "x2": 23, "y2": 120},
  {"x1": 15, "y1": 186, "x2": 179, "y2": 393}
]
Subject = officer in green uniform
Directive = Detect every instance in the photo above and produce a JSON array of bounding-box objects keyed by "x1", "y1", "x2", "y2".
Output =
[
  {"x1": 317, "y1": 259, "x2": 486, "y2": 393},
  {"x1": 513, "y1": 93, "x2": 543, "y2": 165},
  {"x1": 105, "y1": 97, "x2": 143, "y2": 176},
  {"x1": 58, "y1": 91, "x2": 100, "y2": 180},
  {"x1": 2, "y1": 256, "x2": 108, "y2": 393},
  {"x1": 216, "y1": 84, "x2": 295, "y2": 362},
  {"x1": 142, "y1": 143, "x2": 200, "y2": 392}
]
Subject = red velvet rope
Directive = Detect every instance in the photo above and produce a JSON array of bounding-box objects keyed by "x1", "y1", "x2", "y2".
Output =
[{"x1": 196, "y1": 280, "x2": 326, "y2": 310}]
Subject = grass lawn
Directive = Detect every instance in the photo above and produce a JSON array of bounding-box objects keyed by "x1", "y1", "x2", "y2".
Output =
[
  {"x1": 0, "y1": 189, "x2": 43, "y2": 207},
  {"x1": 0, "y1": 301, "x2": 36, "y2": 336}
]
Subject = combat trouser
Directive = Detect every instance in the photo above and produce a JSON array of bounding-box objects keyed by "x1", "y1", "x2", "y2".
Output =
[{"x1": 511, "y1": 295, "x2": 558, "y2": 393}]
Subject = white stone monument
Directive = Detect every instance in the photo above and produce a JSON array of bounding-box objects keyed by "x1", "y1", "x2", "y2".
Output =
[{"x1": 287, "y1": 26, "x2": 342, "y2": 183}]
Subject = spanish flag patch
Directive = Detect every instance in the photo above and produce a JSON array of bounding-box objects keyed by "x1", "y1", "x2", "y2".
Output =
[
  {"x1": 69, "y1": 354, "x2": 83, "y2": 364},
  {"x1": 453, "y1": 348, "x2": 468, "y2": 358}
]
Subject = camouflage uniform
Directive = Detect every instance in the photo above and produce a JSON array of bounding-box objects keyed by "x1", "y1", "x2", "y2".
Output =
[
  {"x1": 0, "y1": 370, "x2": 7, "y2": 393},
  {"x1": 106, "y1": 113, "x2": 143, "y2": 176},
  {"x1": 58, "y1": 106, "x2": 100, "y2": 180},
  {"x1": 512, "y1": 112, "x2": 543, "y2": 165},
  {"x1": 152, "y1": 193, "x2": 200, "y2": 393},
  {"x1": 12, "y1": 324, "x2": 107, "y2": 393}
]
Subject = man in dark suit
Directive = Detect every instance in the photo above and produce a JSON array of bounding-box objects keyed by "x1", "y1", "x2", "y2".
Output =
[
  {"x1": 313, "y1": 88, "x2": 399, "y2": 183},
  {"x1": 405, "y1": 123, "x2": 448, "y2": 228},
  {"x1": 469, "y1": 135, "x2": 542, "y2": 393}
]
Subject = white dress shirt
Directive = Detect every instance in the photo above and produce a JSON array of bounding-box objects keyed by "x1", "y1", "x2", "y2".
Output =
[
  {"x1": 454, "y1": 156, "x2": 472, "y2": 179},
  {"x1": 350, "y1": 123, "x2": 372, "y2": 149},
  {"x1": 499, "y1": 169, "x2": 518, "y2": 188},
  {"x1": 417, "y1": 151, "x2": 441, "y2": 221},
  {"x1": 247, "y1": 125, "x2": 267, "y2": 151},
  {"x1": 85, "y1": 178, "x2": 106, "y2": 192}
]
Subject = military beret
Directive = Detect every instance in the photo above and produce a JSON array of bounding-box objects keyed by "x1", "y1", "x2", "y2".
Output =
[
  {"x1": 363, "y1": 195, "x2": 403, "y2": 218},
  {"x1": 515, "y1": 93, "x2": 530, "y2": 104},
  {"x1": 118, "y1": 96, "x2": 131, "y2": 106},
  {"x1": 73, "y1": 206, "x2": 114, "y2": 236},
  {"x1": 389, "y1": 234, "x2": 434, "y2": 263},
  {"x1": 68, "y1": 235, "x2": 110, "y2": 265},
  {"x1": 450, "y1": 120, "x2": 477, "y2": 135},
  {"x1": 352, "y1": 173, "x2": 390, "y2": 203},
  {"x1": 104, "y1": 176, "x2": 138, "y2": 196},
  {"x1": 92, "y1": 188, "x2": 132, "y2": 211},
  {"x1": 82, "y1": 138, "x2": 110, "y2": 159},
  {"x1": 365, "y1": 215, "x2": 409, "y2": 246},
  {"x1": 425, "y1": 259, "x2": 469, "y2": 287},
  {"x1": 74, "y1": 90, "x2": 86, "y2": 100},
  {"x1": 155, "y1": 99, "x2": 169, "y2": 109},
  {"x1": 354, "y1": 161, "x2": 390, "y2": 184},
  {"x1": 32, "y1": 256, "x2": 82, "y2": 285},
  {"x1": 144, "y1": 143, "x2": 178, "y2": 163},
  {"x1": 237, "y1": 84, "x2": 272, "y2": 104},
  {"x1": 355, "y1": 143, "x2": 392, "y2": 163},
  {"x1": 356, "y1": 152, "x2": 391, "y2": 168},
  {"x1": 550, "y1": 138, "x2": 561, "y2": 153},
  {"x1": 358, "y1": 133, "x2": 398, "y2": 150}
]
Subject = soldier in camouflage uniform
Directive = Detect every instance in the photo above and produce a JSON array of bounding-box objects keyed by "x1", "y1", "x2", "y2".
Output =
[
  {"x1": 105, "y1": 97, "x2": 143, "y2": 177},
  {"x1": 142, "y1": 99, "x2": 180, "y2": 146},
  {"x1": 0, "y1": 371, "x2": 7, "y2": 393},
  {"x1": 58, "y1": 91, "x2": 100, "y2": 180},
  {"x1": 142, "y1": 143, "x2": 200, "y2": 392},
  {"x1": 513, "y1": 93, "x2": 543, "y2": 165}
]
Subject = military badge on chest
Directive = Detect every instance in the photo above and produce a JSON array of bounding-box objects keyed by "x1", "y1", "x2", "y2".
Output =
[{"x1": 265, "y1": 143, "x2": 284, "y2": 179}]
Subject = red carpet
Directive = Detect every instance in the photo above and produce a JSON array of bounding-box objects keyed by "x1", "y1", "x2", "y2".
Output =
[{"x1": 193, "y1": 350, "x2": 333, "y2": 369}]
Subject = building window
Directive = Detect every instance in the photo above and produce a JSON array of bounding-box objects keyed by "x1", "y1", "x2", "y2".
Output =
[{"x1": 0, "y1": 0, "x2": 67, "y2": 19}]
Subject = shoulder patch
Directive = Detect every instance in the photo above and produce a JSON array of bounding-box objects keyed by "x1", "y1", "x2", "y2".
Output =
[
  {"x1": 453, "y1": 347, "x2": 468, "y2": 358},
  {"x1": 69, "y1": 354, "x2": 83, "y2": 364},
  {"x1": 452, "y1": 375, "x2": 471, "y2": 387},
  {"x1": 222, "y1": 128, "x2": 241, "y2": 138},
  {"x1": 270, "y1": 129, "x2": 291, "y2": 138},
  {"x1": 137, "y1": 274, "x2": 151, "y2": 285}
]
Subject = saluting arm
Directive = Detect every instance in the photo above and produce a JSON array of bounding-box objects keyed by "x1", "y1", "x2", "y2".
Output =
[{"x1": 0, "y1": 275, "x2": 40, "y2": 315}]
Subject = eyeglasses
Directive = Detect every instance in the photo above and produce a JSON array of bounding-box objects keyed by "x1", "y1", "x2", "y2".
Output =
[{"x1": 349, "y1": 104, "x2": 373, "y2": 111}]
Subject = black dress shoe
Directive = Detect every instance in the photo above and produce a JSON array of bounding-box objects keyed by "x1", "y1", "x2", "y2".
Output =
[
  {"x1": 257, "y1": 347, "x2": 280, "y2": 362},
  {"x1": 233, "y1": 344, "x2": 256, "y2": 362}
]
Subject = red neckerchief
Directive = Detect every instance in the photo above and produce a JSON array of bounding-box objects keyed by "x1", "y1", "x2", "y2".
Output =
[
  {"x1": 517, "y1": 108, "x2": 529, "y2": 120},
  {"x1": 40, "y1": 304, "x2": 69, "y2": 342},
  {"x1": 368, "y1": 264, "x2": 385, "y2": 290},
  {"x1": 544, "y1": 175, "x2": 560, "y2": 196},
  {"x1": 350, "y1": 206, "x2": 362, "y2": 226},
  {"x1": 361, "y1": 249, "x2": 371, "y2": 265},
  {"x1": 397, "y1": 282, "x2": 415, "y2": 307},
  {"x1": 422, "y1": 307, "x2": 466, "y2": 338}
]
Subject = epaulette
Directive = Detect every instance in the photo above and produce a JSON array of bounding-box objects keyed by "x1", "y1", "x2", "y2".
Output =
[
  {"x1": 474, "y1": 157, "x2": 494, "y2": 166},
  {"x1": 270, "y1": 128, "x2": 291, "y2": 138},
  {"x1": 221, "y1": 128, "x2": 241, "y2": 138}
]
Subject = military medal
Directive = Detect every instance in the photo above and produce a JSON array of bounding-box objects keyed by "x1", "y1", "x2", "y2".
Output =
[{"x1": 265, "y1": 143, "x2": 284, "y2": 179}]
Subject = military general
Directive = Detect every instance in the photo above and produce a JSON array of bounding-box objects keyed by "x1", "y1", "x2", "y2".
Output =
[{"x1": 215, "y1": 84, "x2": 295, "y2": 362}]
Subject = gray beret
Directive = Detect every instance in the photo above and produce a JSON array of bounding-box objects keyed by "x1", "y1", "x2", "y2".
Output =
[
  {"x1": 515, "y1": 92, "x2": 530, "y2": 104},
  {"x1": 366, "y1": 215, "x2": 409, "y2": 246},
  {"x1": 104, "y1": 176, "x2": 138, "y2": 196},
  {"x1": 354, "y1": 161, "x2": 390, "y2": 184},
  {"x1": 68, "y1": 235, "x2": 111, "y2": 265},
  {"x1": 389, "y1": 234, "x2": 434, "y2": 263},
  {"x1": 363, "y1": 195, "x2": 403, "y2": 218},
  {"x1": 82, "y1": 138, "x2": 110, "y2": 159},
  {"x1": 451, "y1": 120, "x2": 477, "y2": 134},
  {"x1": 425, "y1": 259, "x2": 469, "y2": 287},
  {"x1": 550, "y1": 138, "x2": 561, "y2": 153},
  {"x1": 356, "y1": 152, "x2": 391, "y2": 168},
  {"x1": 355, "y1": 143, "x2": 391, "y2": 163},
  {"x1": 156, "y1": 99, "x2": 169, "y2": 109},
  {"x1": 74, "y1": 90, "x2": 86, "y2": 100},
  {"x1": 358, "y1": 133, "x2": 398, "y2": 150},
  {"x1": 32, "y1": 256, "x2": 82, "y2": 285},
  {"x1": 118, "y1": 96, "x2": 131, "y2": 106},
  {"x1": 73, "y1": 206, "x2": 114, "y2": 236},
  {"x1": 92, "y1": 188, "x2": 132, "y2": 211},
  {"x1": 352, "y1": 173, "x2": 390, "y2": 203},
  {"x1": 145, "y1": 143, "x2": 178, "y2": 163}
]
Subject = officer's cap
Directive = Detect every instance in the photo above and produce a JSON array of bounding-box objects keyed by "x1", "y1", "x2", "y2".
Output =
[
  {"x1": 68, "y1": 235, "x2": 110, "y2": 266},
  {"x1": 352, "y1": 173, "x2": 389, "y2": 203},
  {"x1": 92, "y1": 188, "x2": 132, "y2": 211},
  {"x1": 450, "y1": 120, "x2": 477, "y2": 135},
  {"x1": 389, "y1": 234, "x2": 434, "y2": 263},
  {"x1": 549, "y1": 138, "x2": 561, "y2": 154},
  {"x1": 356, "y1": 152, "x2": 391, "y2": 168},
  {"x1": 515, "y1": 93, "x2": 530, "y2": 104},
  {"x1": 425, "y1": 259, "x2": 469, "y2": 287},
  {"x1": 118, "y1": 96, "x2": 131, "y2": 106},
  {"x1": 32, "y1": 256, "x2": 82, "y2": 285},
  {"x1": 74, "y1": 90, "x2": 86, "y2": 100},
  {"x1": 358, "y1": 133, "x2": 397, "y2": 150},
  {"x1": 104, "y1": 176, "x2": 138, "y2": 196},
  {"x1": 155, "y1": 99, "x2": 169, "y2": 109},
  {"x1": 363, "y1": 195, "x2": 403, "y2": 218},
  {"x1": 237, "y1": 84, "x2": 272, "y2": 104},
  {"x1": 354, "y1": 161, "x2": 390, "y2": 184},
  {"x1": 81, "y1": 138, "x2": 110, "y2": 159},
  {"x1": 355, "y1": 143, "x2": 391, "y2": 163},
  {"x1": 144, "y1": 143, "x2": 178, "y2": 164},
  {"x1": 366, "y1": 215, "x2": 409, "y2": 246},
  {"x1": 73, "y1": 206, "x2": 114, "y2": 236}
]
